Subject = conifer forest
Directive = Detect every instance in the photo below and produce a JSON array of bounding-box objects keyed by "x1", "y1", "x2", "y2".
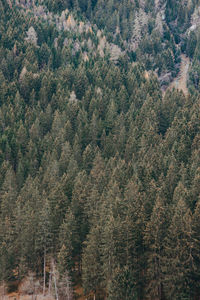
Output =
[{"x1": 0, "y1": 0, "x2": 200, "y2": 299}]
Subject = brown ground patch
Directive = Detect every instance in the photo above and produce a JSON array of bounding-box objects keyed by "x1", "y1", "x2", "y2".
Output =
[
  {"x1": 4, "y1": 293, "x2": 55, "y2": 300},
  {"x1": 74, "y1": 285, "x2": 86, "y2": 300},
  {"x1": 169, "y1": 54, "x2": 190, "y2": 95}
]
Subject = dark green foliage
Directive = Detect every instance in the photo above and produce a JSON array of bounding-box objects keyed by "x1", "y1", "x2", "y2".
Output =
[
  {"x1": 0, "y1": 0, "x2": 200, "y2": 299},
  {"x1": 186, "y1": 32, "x2": 197, "y2": 59}
]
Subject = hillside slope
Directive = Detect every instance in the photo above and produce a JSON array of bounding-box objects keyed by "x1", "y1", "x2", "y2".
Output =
[{"x1": 0, "y1": 1, "x2": 200, "y2": 300}]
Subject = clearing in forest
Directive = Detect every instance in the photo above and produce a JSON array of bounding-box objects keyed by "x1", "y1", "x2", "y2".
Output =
[{"x1": 169, "y1": 54, "x2": 190, "y2": 95}]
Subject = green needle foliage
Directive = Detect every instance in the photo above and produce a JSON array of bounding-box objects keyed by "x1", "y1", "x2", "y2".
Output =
[{"x1": 0, "y1": 0, "x2": 200, "y2": 299}]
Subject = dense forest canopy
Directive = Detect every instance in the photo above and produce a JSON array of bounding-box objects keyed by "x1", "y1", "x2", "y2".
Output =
[{"x1": 0, "y1": 0, "x2": 200, "y2": 299}]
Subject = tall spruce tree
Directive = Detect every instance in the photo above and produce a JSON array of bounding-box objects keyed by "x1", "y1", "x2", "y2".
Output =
[
  {"x1": 163, "y1": 196, "x2": 193, "y2": 299},
  {"x1": 144, "y1": 194, "x2": 169, "y2": 300}
]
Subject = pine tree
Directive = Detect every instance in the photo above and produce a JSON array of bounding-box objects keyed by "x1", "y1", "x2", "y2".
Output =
[
  {"x1": 15, "y1": 176, "x2": 42, "y2": 274},
  {"x1": 144, "y1": 195, "x2": 169, "y2": 300},
  {"x1": 82, "y1": 224, "x2": 104, "y2": 299},
  {"x1": 123, "y1": 179, "x2": 147, "y2": 300},
  {"x1": 0, "y1": 216, "x2": 15, "y2": 282},
  {"x1": 58, "y1": 209, "x2": 76, "y2": 277},
  {"x1": 82, "y1": 143, "x2": 95, "y2": 172},
  {"x1": 191, "y1": 198, "x2": 200, "y2": 299},
  {"x1": 59, "y1": 141, "x2": 72, "y2": 175},
  {"x1": 0, "y1": 167, "x2": 18, "y2": 222},
  {"x1": 107, "y1": 266, "x2": 136, "y2": 300},
  {"x1": 163, "y1": 197, "x2": 193, "y2": 299},
  {"x1": 36, "y1": 197, "x2": 52, "y2": 295}
]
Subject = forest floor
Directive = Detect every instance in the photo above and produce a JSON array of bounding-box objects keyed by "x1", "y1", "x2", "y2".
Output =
[
  {"x1": 74, "y1": 285, "x2": 85, "y2": 300},
  {"x1": 2, "y1": 289, "x2": 86, "y2": 300},
  {"x1": 1, "y1": 292, "x2": 55, "y2": 300},
  {"x1": 169, "y1": 54, "x2": 190, "y2": 95},
  {"x1": 0, "y1": 284, "x2": 86, "y2": 300}
]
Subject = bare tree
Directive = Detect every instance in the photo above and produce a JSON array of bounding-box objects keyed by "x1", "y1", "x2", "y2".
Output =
[{"x1": 58, "y1": 272, "x2": 73, "y2": 300}]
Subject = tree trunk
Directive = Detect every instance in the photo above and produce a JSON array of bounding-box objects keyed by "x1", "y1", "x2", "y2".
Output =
[
  {"x1": 43, "y1": 247, "x2": 46, "y2": 296},
  {"x1": 67, "y1": 280, "x2": 70, "y2": 300},
  {"x1": 3, "y1": 281, "x2": 5, "y2": 300},
  {"x1": 48, "y1": 271, "x2": 52, "y2": 295},
  {"x1": 52, "y1": 259, "x2": 59, "y2": 300}
]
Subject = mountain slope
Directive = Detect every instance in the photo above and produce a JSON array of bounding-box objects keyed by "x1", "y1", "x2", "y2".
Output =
[{"x1": 0, "y1": 1, "x2": 200, "y2": 300}]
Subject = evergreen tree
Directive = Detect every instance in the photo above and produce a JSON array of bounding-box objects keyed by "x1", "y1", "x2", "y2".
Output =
[
  {"x1": 191, "y1": 198, "x2": 200, "y2": 299},
  {"x1": 36, "y1": 197, "x2": 52, "y2": 294},
  {"x1": 144, "y1": 195, "x2": 169, "y2": 300},
  {"x1": 58, "y1": 209, "x2": 76, "y2": 277},
  {"x1": 82, "y1": 224, "x2": 104, "y2": 299},
  {"x1": 0, "y1": 167, "x2": 17, "y2": 220},
  {"x1": 163, "y1": 197, "x2": 193, "y2": 299}
]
